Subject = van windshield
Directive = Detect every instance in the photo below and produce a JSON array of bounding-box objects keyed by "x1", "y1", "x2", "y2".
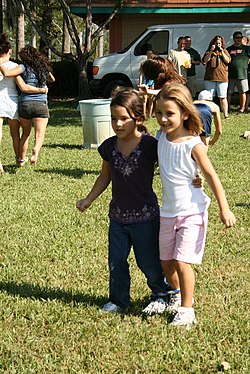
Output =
[
  {"x1": 117, "y1": 30, "x2": 147, "y2": 54},
  {"x1": 134, "y1": 31, "x2": 169, "y2": 56}
]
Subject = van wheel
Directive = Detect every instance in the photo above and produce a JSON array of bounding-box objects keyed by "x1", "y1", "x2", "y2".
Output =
[{"x1": 103, "y1": 80, "x2": 130, "y2": 98}]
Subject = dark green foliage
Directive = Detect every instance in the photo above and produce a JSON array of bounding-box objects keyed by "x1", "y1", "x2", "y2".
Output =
[{"x1": 49, "y1": 59, "x2": 79, "y2": 98}]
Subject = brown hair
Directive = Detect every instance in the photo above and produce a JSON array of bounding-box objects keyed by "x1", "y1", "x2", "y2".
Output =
[
  {"x1": 110, "y1": 87, "x2": 148, "y2": 134},
  {"x1": 207, "y1": 35, "x2": 226, "y2": 51},
  {"x1": 0, "y1": 33, "x2": 11, "y2": 56},
  {"x1": 141, "y1": 56, "x2": 185, "y2": 89},
  {"x1": 19, "y1": 46, "x2": 53, "y2": 85},
  {"x1": 156, "y1": 83, "x2": 203, "y2": 135}
]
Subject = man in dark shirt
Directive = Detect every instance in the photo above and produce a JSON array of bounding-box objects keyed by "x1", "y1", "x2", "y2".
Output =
[
  {"x1": 185, "y1": 36, "x2": 202, "y2": 99},
  {"x1": 227, "y1": 31, "x2": 250, "y2": 113}
]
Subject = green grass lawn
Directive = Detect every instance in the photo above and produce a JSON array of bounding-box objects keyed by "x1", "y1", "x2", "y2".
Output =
[{"x1": 0, "y1": 101, "x2": 249, "y2": 373}]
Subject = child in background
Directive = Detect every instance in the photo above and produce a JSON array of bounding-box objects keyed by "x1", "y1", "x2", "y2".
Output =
[
  {"x1": 139, "y1": 56, "x2": 185, "y2": 96},
  {"x1": 194, "y1": 90, "x2": 222, "y2": 148},
  {"x1": 139, "y1": 50, "x2": 155, "y2": 119},
  {"x1": 156, "y1": 83, "x2": 236, "y2": 328}
]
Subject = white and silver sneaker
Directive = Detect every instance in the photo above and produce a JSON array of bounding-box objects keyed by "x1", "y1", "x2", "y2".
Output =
[
  {"x1": 167, "y1": 293, "x2": 194, "y2": 315},
  {"x1": 167, "y1": 292, "x2": 182, "y2": 314},
  {"x1": 170, "y1": 307, "x2": 197, "y2": 329},
  {"x1": 143, "y1": 298, "x2": 168, "y2": 315},
  {"x1": 101, "y1": 301, "x2": 122, "y2": 313}
]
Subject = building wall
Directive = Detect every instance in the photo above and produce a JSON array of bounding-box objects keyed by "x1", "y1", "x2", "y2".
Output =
[
  {"x1": 118, "y1": 13, "x2": 250, "y2": 51},
  {"x1": 70, "y1": 1, "x2": 250, "y2": 52}
]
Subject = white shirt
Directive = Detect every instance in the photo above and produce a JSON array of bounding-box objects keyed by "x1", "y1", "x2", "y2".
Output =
[
  {"x1": 168, "y1": 49, "x2": 191, "y2": 78},
  {"x1": 0, "y1": 61, "x2": 18, "y2": 97},
  {"x1": 158, "y1": 133, "x2": 210, "y2": 217}
]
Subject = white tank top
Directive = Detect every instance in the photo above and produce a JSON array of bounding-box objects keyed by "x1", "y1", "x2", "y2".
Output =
[
  {"x1": 0, "y1": 61, "x2": 18, "y2": 97},
  {"x1": 158, "y1": 132, "x2": 210, "y2": 217}
]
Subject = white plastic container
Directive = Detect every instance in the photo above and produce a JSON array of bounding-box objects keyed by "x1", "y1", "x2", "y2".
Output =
[{"x1": 79, "y1": 99, "x2": 115, "y2": 148}]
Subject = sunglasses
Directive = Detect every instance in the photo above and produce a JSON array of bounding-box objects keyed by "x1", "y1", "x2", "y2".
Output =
[{"x1": 234, "y1": 36, "x2": 242, "y2": 39}]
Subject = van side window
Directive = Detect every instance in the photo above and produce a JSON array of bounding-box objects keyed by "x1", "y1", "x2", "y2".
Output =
[{"x1": 134, "y1": 31, "x2": 169, "y2": 56}]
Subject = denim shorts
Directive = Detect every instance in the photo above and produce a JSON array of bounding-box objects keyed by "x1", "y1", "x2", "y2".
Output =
[
  {"x1": 19, "y1": 100, "x2": 50, "y2": 119},
  {"x1": 204, "y1": 81, "x2": 228, "y2": 98}
]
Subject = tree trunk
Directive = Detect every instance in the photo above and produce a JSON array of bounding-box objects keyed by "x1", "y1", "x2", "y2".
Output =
[
  {"x1": 98, "y1": 31, "x2": 104, "y2": 57},
  {"x1": 31, "y1": 26, "x2": 37, "y2": 48},
  {"x1": 77, "y1": 54, "x2": 92, "y2": 100},
  {"x1": 0, "y1": 0, "x2": 3, "y2": 34},
  {"x1": 16, "y1": 4, "x2": 25, "y2": 59},
  {"x1": 62, "y1": 15, "x2": 71, "y2": 55}
]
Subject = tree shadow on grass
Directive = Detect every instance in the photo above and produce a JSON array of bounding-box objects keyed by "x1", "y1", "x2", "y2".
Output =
[
  {"x1": 35, "y1": 168, "x2": 99, "y2": 178},
  {"x1": 0, "y1": 281, "x2": 106, "y2": 307},
  {"x1": 43, "y1": 143, "x2": 83, "y2": 150},
  {"x1": 235, "y1": 202, "x2": 250, "y2": 208}
]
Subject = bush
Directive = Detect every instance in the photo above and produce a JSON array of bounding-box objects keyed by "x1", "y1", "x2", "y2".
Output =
[{"x1": 49, "y1": 59, "x2": 79, "y2": 99}]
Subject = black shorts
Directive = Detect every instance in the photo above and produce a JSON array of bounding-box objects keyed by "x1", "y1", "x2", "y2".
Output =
[{"x1": 19, "y1": 100, "x2": 50, "y2": 119}]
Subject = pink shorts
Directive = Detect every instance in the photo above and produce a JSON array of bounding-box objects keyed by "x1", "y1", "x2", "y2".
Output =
[{"x1": 159, "y1": 211, "x2": 208, "y2": 264}]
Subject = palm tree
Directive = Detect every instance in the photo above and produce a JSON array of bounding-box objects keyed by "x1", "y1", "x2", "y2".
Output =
[
  {"x1": 0, "y1": 0, "x2": 3, "y2": 33},
  {"x1": 4, "y1": 0, "x2": 25, "y2": 58}
]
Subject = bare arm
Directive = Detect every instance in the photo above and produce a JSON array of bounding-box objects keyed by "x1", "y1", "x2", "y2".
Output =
[
  {"x1": 139, "y1": 65, "x2": 143, "y2": 85},
  {"x1": 192, "y1": 59, "x2": 201, "y2": 66},
  {"x1": 209, "y1": 103, "x2": 222, "y2": 146},
  {"x1": 191, "y1": 52, "x2": 201, "y2": 66},
  {"x1": 192, "y1": 144, "x2": 236, "y2": 227},
  {"x1": 0, "y1": 63, "x2": 22, "y2": 77},
  {"x1": 220, "y1": 49, "x2": 231, "y2": 64},
  {"x1": 138, "y1": 84, "x2": 160, "y2": 97},
  {"x1": 15, "y1": 75, "x2": 48, "y2": 94},
  {"x1": 203, "y1": 51, "x2": 212, "y2": 64},
  {"x1": 76, "y1": 160, "x2": 111, "y2": 212},
  {"x1": 48, "y1": 72, "x2": 55, "y2": 83}
]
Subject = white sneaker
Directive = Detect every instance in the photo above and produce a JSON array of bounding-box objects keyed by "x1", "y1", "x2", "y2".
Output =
[
  {"x1": 167, "y1": 293, "x2": 195, "y2": 315},
  {"x1": 143, "y1": 298, "x2": 168, "y2": 315},
  {"x1": 167, "y1": 292, "x2": 182, "y2": 314},
  {"x1": 170, "y1": 307, "x2": 197, "y2": 329},
  {"x1": 101, "y1": 301, "x2": 122, "y2": 313}
]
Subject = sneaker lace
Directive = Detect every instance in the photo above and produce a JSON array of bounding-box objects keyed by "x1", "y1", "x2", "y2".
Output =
[
  {"x1": 169, "y1": 293, "x2": 181, "y2": 306},
  {"x1": 143, "y1": 298, "x2": 167, "y2": 315}
]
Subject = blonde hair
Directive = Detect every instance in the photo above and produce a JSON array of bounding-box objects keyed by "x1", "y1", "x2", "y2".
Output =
[{"x1": 156, "y1": 84, "x2": 203, "y2": 135}]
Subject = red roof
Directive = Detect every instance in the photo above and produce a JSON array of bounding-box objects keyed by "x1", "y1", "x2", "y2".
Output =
[{"x1": 71, "y1": 0, "x2": 250, "y2": 8}]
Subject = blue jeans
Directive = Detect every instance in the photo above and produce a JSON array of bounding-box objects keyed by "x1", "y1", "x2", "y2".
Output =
[{"x1": 108, "y1": 218, "x2": 169, "y2": 309}]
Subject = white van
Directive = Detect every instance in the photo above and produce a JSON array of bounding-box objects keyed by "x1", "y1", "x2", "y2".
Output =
[{"x1": 90, "y1": 23, "x2": 250, "y2": 98}]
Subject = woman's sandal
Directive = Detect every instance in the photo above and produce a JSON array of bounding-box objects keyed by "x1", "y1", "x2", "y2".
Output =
[{"x1": 17, "y1": 157, "x2": 29, "y2": 168}]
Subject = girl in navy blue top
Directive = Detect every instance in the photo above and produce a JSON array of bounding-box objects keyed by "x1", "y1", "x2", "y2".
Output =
[{"x1": 77, "y1": 88, "x2": 173, "y2": 314}]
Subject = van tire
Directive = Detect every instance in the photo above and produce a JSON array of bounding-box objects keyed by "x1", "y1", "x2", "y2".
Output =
[{"x1": 103, "y1": 80, "x2": 130, "y2": 98}]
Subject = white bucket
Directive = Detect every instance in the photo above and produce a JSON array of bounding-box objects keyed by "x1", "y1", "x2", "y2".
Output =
[{"x1": 79, "y1": 99, "x2": 115, "y2": 148}]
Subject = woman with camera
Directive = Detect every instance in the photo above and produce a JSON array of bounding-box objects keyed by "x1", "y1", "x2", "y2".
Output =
[{"x1": 202, "y1": 35, "x2": 231, "y2": 119}]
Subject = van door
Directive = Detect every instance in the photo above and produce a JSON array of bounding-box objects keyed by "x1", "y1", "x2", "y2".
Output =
[{"x1": 130, "y1": 30, "x2": 170, "y2": 85}]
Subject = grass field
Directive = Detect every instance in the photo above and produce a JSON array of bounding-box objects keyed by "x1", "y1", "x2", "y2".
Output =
[{"x1": 0, "y1": 101, "x2": 249, "y2": 373}]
